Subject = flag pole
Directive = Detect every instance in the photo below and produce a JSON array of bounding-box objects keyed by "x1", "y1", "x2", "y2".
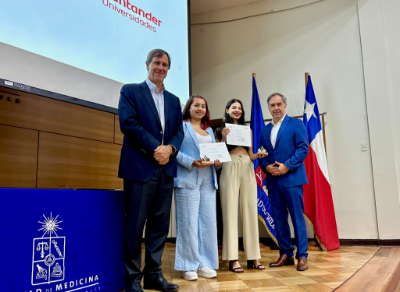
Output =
[
  {"x1": 304, "y1": 72, "x2": 323, "y2": 251},
  {"x1": 305, "y1": 72, "x2": 309, "y2": 88}
]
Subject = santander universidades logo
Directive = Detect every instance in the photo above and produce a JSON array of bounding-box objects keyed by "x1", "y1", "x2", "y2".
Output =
[{"x1": 102, "y1": 0, "x2": 162, "y2": 32}]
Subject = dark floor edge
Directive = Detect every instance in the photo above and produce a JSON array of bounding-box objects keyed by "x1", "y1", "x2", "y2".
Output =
[
  {"x1": 378, "y1": 240, "x2": 400, "y2": 246},
  {"x1": 165, "y1": 238, "x2": 176, "y2": 244},
  {"x1": 340, "y1": 239, "x2": 379, "y2": 246},
  {"x1": 163, "y1": 237, "x2": 314, "y2": 247},
  {"x1": 161, "y1": 238, "x2": 400, "y2": 246},
  {"x1": 332, "y1": 247, "x2": 381, "y2": 292},
  {"x1": 340, "y1": 239, "x2": 400, "y2": 246}
]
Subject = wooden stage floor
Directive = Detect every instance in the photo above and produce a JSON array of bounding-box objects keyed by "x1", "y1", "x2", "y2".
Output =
[{"x1": 135, "y1": 244, "x2": 400, "y2": 292}]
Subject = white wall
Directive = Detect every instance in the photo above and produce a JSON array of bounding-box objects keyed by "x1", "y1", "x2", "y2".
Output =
[
  {"x1": 382, "y1": 0, "x2": 400, "y2": 222},
  {"x1": 357, "y1": 0, "x2": 400, "y2": 239},
  {"x1": 189, "y1": 0, "x2": 400, "y2": 239}
]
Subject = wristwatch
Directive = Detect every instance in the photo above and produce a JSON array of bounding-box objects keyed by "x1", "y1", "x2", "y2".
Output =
[{"x1": 169, "y1": 145, "x2": 178, "y2": 158}]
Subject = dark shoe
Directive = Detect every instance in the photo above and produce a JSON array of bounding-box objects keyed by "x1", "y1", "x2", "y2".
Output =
[
  {"x1": 247, "y1": 260, "x2": 265, "y2": 270},
  {"x1": 297, "y1": 257, "x2": 308, "y2": 271},
  {"x1": 229, "y1": 260, "x2": 244, "y2": 273},
  {"x1": 269, "y1": 254, "x2": 295, "y2": 267},
  {"x1": 125, "y1": 280, "x2": 143, "y2": 292},
  {"x1": 143, "y1": 276, "x2": 179, "y2": 292}
]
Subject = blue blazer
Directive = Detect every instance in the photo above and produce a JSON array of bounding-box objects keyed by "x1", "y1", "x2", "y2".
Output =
[
  {"x1": 174, "y1": 121, "x2": 219, "y2": 190},
  {"x1": 258, "y1": 115, "x2": 309, "y2": 189},
  {"x1": 118, "y1": 81, "x2": 184, "y2": 181}
]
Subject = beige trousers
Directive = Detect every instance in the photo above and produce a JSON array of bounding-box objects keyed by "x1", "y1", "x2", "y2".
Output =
[{"x1": 220, "y1": 155, "x2": 261, "y2": 260}]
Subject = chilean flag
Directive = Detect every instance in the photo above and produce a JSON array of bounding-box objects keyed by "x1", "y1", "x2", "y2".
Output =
[{"x1": 303, "y1": 76, "x2": 340, "y2": 251}]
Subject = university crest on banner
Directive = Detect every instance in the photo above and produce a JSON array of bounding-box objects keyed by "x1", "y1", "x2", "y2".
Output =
[{"x1": 31, "y1": 213, "x2": 66, "y2": 286}]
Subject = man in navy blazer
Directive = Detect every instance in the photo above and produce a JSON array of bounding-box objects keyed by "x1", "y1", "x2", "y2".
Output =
[
  {"x1": 118, "y1": 49, "x2": 183, "y2": 292},
  {"x1": 258, "y1": 93, "x2": 309, "y2": 271}
]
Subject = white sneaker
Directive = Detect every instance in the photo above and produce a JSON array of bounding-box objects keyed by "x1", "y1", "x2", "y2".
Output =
[
  {"x1": 181, "y1": 271, "x2": 198, "y2": 281},
  {"x1": 197, "y1": 267, "x2": 217, "y2": 278}
]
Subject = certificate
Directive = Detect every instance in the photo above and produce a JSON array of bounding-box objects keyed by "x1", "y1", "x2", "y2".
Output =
[
  {"x1": 199, "y1": 143, "x2": 232, "y2": 163},
  {"x1": 225, "y1": 123, "x2": 252, "y2": 147}
]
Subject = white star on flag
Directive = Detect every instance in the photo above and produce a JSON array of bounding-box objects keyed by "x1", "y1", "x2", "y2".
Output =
[{"x1": 304, "y1": 101, "x2": 317, "y2": 121}]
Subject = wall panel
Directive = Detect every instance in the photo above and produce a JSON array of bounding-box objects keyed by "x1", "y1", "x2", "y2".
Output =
[
  {"x1": 0, "y1": 125, "x2": 38, "y2": 188},
  {"x1": 37, "y1": 132, "x2": 122, "y2": 189},
  {"x1": 0, "y1": 87, "x2": 114, "y2": 142},
  {"x1": 114, "y1": 114, "x2": 123, "y2": 145},
  {"x1": 358, "y1": 0, "x2": 400, "y2": 239}
]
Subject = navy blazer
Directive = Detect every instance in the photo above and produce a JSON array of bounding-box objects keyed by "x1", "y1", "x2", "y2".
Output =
[
  {"x1": 258, "y1": 115, "x2": 309, "y2": 189},
  {"x1": 174, "y1": 121, "x2": 219, "y2": 190},
  {"x1": 118, "y1": 81, "x2": 184, "y2": 181}
]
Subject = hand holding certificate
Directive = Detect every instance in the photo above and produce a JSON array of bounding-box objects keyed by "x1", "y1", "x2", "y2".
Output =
[
  {"x1": 225, "y1": 123, "x2": 252, "y2": 147},
  {"x1": 199, "y1": 143, "x2": 231, "y2": 163}
]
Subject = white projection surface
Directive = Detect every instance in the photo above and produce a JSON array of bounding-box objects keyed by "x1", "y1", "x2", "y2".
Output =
[{"x1": 0, "y1": 0, "x2": 190, "y2": 109}]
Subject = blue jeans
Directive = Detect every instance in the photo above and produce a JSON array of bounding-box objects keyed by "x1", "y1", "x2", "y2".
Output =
[{"x1": 174, "y1": 167, "x2": 219, "y2": 271}]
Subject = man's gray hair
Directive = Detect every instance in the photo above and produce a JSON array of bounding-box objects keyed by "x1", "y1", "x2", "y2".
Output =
[
  {"x1": 146, "y1": 49, "x2": 171, "y2": 68},
  {"x1": 267, "y1": 92, "x2": 287, "y2": 105}
]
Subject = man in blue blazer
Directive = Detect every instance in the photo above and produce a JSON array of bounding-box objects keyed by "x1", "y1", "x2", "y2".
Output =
[
  {"x1": 118, "y1": 49, "x2": 183, "y2": 292},
  {"x1": 258, "y1": 93, "x2": 309, "y2": 271}
]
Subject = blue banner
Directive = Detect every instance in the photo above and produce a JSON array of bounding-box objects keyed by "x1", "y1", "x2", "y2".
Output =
[
  {"x1": 0, "y1": 188, "x2": 125, "y2": 292},
  {"x1": 250, "y1": 76, "x2": 279, "y2": 246}
]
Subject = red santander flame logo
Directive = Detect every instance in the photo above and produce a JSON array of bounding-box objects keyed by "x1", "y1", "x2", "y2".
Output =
[{"x1": 255, "y1": 166, "x2": 266, "y2": 189}]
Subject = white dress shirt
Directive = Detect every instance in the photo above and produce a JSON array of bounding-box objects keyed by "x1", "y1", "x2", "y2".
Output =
[
  {"x1": 146, "y1": 78, "x2": 165, "y2": 144},
  {"x1": 270, "y1": 114, "x2": 286, "y2": 149}
]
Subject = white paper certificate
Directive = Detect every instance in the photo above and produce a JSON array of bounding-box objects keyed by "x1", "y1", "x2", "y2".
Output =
[
  {"x1": 225, "y1": 123, "x2": 252, "y2": 147},
  {"x1": 199, "y1": 143, "x2": 232, "y2": 163}
]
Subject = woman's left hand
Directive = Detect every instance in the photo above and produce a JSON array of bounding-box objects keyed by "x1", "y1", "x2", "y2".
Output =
[
  {"x1": 214, "y1": 159, "x2": 222, "y2": 167},
  {"x1": 255, "y1": 152, "x2": 268, "y2": 158}
]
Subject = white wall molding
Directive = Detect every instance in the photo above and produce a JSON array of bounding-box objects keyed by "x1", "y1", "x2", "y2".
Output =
[{"x1": 191, "y1": 0, "x2": 325, "y2": 25}]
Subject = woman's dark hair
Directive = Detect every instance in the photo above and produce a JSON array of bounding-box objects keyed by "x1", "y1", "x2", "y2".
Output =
[
  {"x1": 215, "y1": 99, "x2": 245, "y2": 140},
  {"x1": 182, "y1": 95, "x2": 212, "y2": 130}
]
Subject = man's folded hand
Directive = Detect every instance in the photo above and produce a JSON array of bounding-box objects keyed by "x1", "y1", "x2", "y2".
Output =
[{"x1": 154, "y1": 145, "x2": 173, "y2": 165}]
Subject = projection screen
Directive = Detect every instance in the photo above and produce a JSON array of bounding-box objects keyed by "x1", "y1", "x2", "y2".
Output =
[{"x1": 0, "y1": 0, "x2": 191, "y2": 112}]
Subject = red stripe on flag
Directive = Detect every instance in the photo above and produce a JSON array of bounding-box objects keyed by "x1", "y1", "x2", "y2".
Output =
[{"x1": 304, "y1": 145, "x2": 340, "y2": 251}]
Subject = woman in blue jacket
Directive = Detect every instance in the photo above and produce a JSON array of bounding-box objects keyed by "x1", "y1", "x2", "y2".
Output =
[{"x1": 174, "y1": 95, "x2": 222, "y2": 281}]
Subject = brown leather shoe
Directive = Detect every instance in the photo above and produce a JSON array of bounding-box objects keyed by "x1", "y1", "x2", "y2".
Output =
[
  {"x1": 297, "y1": 257, "x2": 308, "y2": 271},
  {"x1": 269, "y1": 254, "x2": 295, "y2": 267}
]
